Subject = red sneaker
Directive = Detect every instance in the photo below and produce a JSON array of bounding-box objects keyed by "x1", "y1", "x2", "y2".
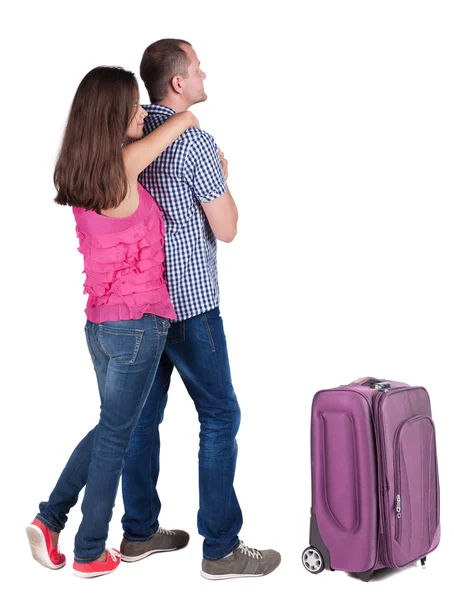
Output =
[
  {"x1": 26, "y1": 519, "x2": 66, "y2": 569},
  {"x1": 73, "y1": 548, "x2": 121, "y2": 578}
]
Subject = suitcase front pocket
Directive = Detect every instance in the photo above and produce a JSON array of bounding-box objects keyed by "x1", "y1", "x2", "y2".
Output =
[{"x1": 393, "y1": 416, "x2": 439, "y2": 554}]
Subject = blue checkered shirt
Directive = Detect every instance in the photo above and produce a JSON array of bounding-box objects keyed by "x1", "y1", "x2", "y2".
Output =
[{"x1": 139, "y1": 104, "x2": 227, "y2": 322}]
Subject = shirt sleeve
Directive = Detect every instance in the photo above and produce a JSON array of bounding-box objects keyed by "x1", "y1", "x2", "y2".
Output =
[{"x1": 184, "y1": 131, "x2": 227, "y2": 203}]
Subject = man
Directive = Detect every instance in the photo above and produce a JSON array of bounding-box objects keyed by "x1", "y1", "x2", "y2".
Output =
[{"x1": 119, "y1": 39, "x2": 280, "y2": 580}]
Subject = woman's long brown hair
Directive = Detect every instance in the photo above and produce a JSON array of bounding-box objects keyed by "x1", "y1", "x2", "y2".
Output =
[{"x1": 54, "y1": 66, "x2": 138, "y2": 211}]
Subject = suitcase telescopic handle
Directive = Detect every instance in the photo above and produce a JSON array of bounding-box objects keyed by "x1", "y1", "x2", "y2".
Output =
[{"x1": 348, "y1": 376, "x2": 390, "y2": 389}]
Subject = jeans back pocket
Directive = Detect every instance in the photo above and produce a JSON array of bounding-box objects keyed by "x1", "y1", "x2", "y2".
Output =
[{"x1": 99, "y1": 324, "x2": 144, "y2": 364}]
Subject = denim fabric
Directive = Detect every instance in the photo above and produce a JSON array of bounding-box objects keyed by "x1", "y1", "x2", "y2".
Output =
[
  {"x1": 37, "y1": 314, "x2": 169, "y2": 562},
  {"x1": 121, "y1": 307, "x2": 243, "y2": 559}
]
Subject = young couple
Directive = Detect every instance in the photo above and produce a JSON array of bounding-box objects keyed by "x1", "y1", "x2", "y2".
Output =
[{"x1": 26, "y1": 39, "x2": 280, "y2": 580}]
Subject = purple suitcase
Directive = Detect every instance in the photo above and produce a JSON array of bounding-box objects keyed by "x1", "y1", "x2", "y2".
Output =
[{"x1": 303, "y1": 377, "x2": 441, "y2": 581}]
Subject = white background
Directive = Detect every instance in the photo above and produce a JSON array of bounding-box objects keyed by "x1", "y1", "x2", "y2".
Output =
[{"x1": 1, "y1": 1, "x2": 453, "y2": 598}]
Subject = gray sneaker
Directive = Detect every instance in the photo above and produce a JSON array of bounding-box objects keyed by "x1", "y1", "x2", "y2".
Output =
[
  {"x1": 120, "y1": 527, "x2": 189, "y2": 562},
  {"x1": 201, "y1": 541, "x2": 281, "y2": 580}
]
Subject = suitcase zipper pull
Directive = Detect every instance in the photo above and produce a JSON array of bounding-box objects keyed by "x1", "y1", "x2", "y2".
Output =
[{"x1": 396, "y1": 495, "x2": 402, "y2": 518}]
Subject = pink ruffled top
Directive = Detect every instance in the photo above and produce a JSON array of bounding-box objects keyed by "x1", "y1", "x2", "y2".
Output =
[{"x1": 73, "y1": 182, "x2": 176, "y2": 323}]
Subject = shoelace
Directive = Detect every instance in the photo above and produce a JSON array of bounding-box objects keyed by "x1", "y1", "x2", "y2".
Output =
[
  {"x1": 158, "y1": 527, "x2": 175, "y2": 536},
  {"x1": 106, "y1": 548, "x2": 121, "y2": 562},
  {"x1": 238, "y1": 541, "x2": 263, "y2": 559}
]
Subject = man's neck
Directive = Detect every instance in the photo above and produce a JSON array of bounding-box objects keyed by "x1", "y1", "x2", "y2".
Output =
[{"x1": 154, "y1": 97, "x2": 189, "y2": 114}]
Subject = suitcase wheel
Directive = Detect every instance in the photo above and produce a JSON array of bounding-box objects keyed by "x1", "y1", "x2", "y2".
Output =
[{"x1": 302, "y1": 546, "x2": 324, "y2": 574}]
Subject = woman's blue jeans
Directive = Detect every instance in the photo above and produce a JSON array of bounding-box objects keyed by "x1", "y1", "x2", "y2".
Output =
[{"x1": 36, "y1": 314, "x2": 169, "y2": 562}]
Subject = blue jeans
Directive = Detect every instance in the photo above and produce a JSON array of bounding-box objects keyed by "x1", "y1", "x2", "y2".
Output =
[
  {"x1": 121, "y1": 307, "x2": 243, "y2": 560},
  {"x1": 36, "y1": 314, "x2": 170, "y2": 562}
]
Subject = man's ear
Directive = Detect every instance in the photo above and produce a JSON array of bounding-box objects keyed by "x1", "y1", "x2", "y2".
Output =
[{"x1": 170, "y1": 75, "x2": 184, "y2": 95}]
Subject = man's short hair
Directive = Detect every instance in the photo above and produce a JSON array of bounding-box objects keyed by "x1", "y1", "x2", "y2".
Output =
[{"x1": 140, "y1": 39, "x2": 191, "y2": 103}]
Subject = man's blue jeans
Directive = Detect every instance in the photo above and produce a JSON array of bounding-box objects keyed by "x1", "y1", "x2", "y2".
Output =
[
  {"x1": 36, "y1": 314, "x2": 170, "y2": 562},
  {"x1": 121, "y1": 307, "x2": 243, "y2": 560}
]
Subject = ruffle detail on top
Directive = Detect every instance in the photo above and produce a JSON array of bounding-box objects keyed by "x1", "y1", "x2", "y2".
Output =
[{"x1": 73, "y1": 183, "x2": 176, "y2": 323}]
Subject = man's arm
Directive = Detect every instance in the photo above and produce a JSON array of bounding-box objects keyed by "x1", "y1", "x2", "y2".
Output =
[
  {"x1": 201, "y1": 186, "x2": 238, "y2": 243},
  {"x1": 185, "y1": 132, "x2": 238, "y2": 243}
]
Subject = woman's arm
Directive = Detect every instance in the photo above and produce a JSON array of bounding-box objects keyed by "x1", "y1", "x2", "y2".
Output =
[{"x1": 123, "y1": 111, "x2": 198, "y2": 179}]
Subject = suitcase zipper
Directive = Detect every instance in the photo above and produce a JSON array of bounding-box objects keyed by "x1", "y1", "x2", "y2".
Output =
[
  {"x1": 393, "y1": 418, "x2": 404, "y2": 544},
  {"x1": 395, "y1": 494, "x2": 402, "y2": 543},
  {"x1": 373, "y1": 391, "x2": 393, "y2": 566},
  {"x1": 373, "y1": 387, "x2": 409, "y2": 567}
]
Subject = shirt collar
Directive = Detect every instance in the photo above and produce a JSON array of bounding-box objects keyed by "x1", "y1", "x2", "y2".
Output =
[{"x1": 142, "y1": 104, "x2": 176, "y2": 118}]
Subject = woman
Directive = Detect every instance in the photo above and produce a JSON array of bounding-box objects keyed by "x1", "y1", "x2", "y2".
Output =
[{"x1": 25, "y1": 66, "x2": 198, "y2": 578}]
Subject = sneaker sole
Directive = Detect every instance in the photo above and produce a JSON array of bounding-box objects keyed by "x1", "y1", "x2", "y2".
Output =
[
  {"x1": 73, "y1": 568, "x2": 118, "y2": 579},
  {"x1": 26, "y1": 524, "x2": 66, "y2": 570},
  {"x1": 200, "y1": 557, "x2": 281, "y2": 580},
  {"x1": 121, "y1": 546, "x2": 184, "y2": 562},
  {"x1": 200, "y1": 570, "x2": 265, "y2": 580}
]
